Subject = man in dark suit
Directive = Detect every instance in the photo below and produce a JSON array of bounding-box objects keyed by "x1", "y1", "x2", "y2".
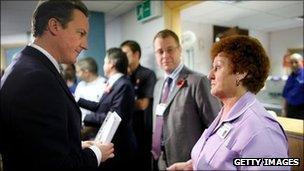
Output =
[
  {"x1": 0, "y1": 1, "x2": 114, "y2": 170},
  {"x1": 78, "y1": 48, "x2": 138, "y2": 170},
  {"x1": 151, "y1": 29, "x2": 222, "y2": 170},
  {"x1": 121, "y1": 40, "x2": 157, "y2": 171}
]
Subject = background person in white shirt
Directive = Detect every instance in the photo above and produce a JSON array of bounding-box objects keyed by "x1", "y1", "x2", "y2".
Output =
[
  {"x1": 77, "y1": 48, "x2": 138, "y2": 170},
  {"x1": 75, "y1": 57, "x2": 107, "y2": 122}
]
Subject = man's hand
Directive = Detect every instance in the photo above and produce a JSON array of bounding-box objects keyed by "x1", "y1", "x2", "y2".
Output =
[
  {"x1": 167, "y1": 160, "x2": 193, "y2": 170},
  {"x1": 94, "y1": 141, "x2": 115, "y2": 162},
  {"x1": 135, "y1": 98, "x2": 150, "y2": 110}
]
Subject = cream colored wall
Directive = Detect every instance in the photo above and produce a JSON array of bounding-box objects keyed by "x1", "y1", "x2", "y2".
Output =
[
  {"x1": 181, "y1": 21, "x2": 213, "y2": 75},
  {"x1": 105, "y1": 5, "x2": 164, "y2": 78},
  {"x1": 163, "y1": 1, "x2": 202, "y2": 37},
  {"x1": 269, "y1": 27, "x2": 303, "y2": 76}
]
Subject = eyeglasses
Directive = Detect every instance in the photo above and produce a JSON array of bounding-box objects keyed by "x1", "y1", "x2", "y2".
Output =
[{"x1": 155, "y1": 46, "x2": 179, "y2": 56}]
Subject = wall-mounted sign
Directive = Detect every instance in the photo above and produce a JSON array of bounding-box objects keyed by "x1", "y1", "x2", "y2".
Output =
[{"x1": 136, "y1": 0, "x2": 161, "y2": 22}]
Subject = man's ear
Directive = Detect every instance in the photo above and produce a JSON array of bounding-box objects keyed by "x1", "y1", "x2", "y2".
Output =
[
  {"x1": 108, "y1": 60, "x2": 115, "y2": 70},
  {"x1": 178, "y1": 45, "x2": 182, "y2": 53},
  {"x1": 134, "y1": 51, "x2": 140, "y2": 60},
  {"x1": 47, "y1": 18, "x2": 62, "y2": 35}
]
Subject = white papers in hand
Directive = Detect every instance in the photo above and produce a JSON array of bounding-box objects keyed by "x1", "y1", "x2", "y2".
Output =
[{"x1": 94, "y1": 111, "x2": 122, "y2": 143}]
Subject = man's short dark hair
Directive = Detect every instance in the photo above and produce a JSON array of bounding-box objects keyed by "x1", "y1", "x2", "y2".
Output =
[
  {"x1": 32, "y1": 0, "x2": 89, "y2": 37},
  {"x1": 61, "y1": 64, "x2": 77, "y2": 82},
  {"x1": 107, "y1": 48, "x2": 128, "y2": 75},
  {"x1": 77, "y1": 57, "x2": 98, "y2": 74},
  {"x1": 153, "y1": 29, "x2": 181, "y2": 47},
  {"x1": 120, "y1": 40, "x2": 142, "y2": 59}
]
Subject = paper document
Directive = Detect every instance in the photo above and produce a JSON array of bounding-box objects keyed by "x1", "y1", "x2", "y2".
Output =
[{"x1": 94, "y1": 111, "x2": 122, "y2": 143}]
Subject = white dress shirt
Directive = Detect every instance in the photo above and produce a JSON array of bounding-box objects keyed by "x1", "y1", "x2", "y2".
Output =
[{"x1": 74, "y1": 76, "x2": 107, "y2": 122}]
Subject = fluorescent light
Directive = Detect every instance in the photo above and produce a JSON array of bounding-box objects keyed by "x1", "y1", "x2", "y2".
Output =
[
  {"x1": 219, "y1": 1, "x2": 239, "y2": 4},
  {"x1": 219, "y1": 0, "x2": 243, "y2": 4}
]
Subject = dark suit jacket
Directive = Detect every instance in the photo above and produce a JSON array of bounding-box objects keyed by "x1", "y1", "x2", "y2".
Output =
[
  {"x1": 153, "y1": 66, "x2": 222, "y2": 169},
  {"x1": 78, "y1": 75, "x2": 138, "y2": 170},
  {"x1": 0, "y1": 46, "x2": 98, "y2": 171}
]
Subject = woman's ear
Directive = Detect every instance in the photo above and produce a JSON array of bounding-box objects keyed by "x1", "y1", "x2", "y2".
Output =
[
  {"x1": 236, "y1": 72, "x2": 247, "y2": 81},
  {"x1": 235, "y1": 72, "x2": 247, "y2": 86}
]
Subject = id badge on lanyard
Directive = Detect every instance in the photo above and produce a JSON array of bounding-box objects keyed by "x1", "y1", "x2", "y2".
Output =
[
  {"x1": 216, "y1": 123, "x2": 232, "y2": 139},
  {"x1": 155, "y1": 103, "x2": 167, "y2": 116}
]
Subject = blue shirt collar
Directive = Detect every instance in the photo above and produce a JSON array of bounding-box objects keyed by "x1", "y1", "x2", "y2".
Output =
[{"x1": 164, "y1": 63, "x2": 183, "y2": 81}]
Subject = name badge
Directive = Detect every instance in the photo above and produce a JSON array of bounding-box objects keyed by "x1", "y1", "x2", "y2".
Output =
[
  {"x1": 155, "y1": 103, "x2": 167, "y2": 116},
  {"x1": 216, "y1": 123, "x2": 232, "y2": 139}
]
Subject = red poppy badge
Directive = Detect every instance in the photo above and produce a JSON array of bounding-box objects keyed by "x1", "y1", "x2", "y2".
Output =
[{"x1": 177, "y1": 79, "x2": 186, "y2": 88}]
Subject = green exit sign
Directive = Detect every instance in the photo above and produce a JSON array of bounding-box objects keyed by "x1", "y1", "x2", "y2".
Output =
[
  {"x1": 136, "y1": 0, "x2": 161, "y2": 22},
  {"x1": 137, "y1": 0, "x2": 151, "y2": 21}
]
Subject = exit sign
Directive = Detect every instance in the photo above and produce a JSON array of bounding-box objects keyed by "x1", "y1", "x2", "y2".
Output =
[{"x1": 136, "y1": 0, "x2": 161, "y2": 22}]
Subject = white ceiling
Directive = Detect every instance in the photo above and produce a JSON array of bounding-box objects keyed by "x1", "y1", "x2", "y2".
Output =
[
  {"x1": 85, "y1": 1, "x2": 140, "y2": 22},
  {"x1": 1, "y1": 1, "x2": 303, "y2": 37},
  {"x1": 181, "y1": 1, "x2": 303, "y2": 32},
  {"x1": 1, "y1": 0, "x2": 140, "y2": 36}
]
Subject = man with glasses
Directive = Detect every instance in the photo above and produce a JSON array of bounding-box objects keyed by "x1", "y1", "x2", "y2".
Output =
[{"x1": 151, "y1": 29, "x2": 221, "y2": 170}]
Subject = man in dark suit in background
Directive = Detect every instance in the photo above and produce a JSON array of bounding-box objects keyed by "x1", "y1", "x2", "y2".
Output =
[
  {"x1": 151, "y1": 29, "x2": 222, "y2": 170},
  {"x1": 0, "y1": 1, "x2": 114, "y2": 170},
  {"x1": 121, "y1": 40, "x2": 157, "y2": 171},
  {"x1": 78, "y1": 48, "x2": 138, "y2": 171}
]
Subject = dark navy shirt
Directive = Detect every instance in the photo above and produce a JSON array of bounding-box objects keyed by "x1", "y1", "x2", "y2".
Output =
[
  {"x1": 131, "y1": 65, "x2": 156, "y2": 102},
  {"x1": 282, "y1": 68, "x2": 304, "y2": 105},
  {"x1": 130, "y1": 65, "x2": 156, "y2": 139}
]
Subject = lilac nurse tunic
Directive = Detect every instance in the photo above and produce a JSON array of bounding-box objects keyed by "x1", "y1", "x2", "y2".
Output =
[{"x1": 191, "y1": 92, "x2": 289, "y2": 170}]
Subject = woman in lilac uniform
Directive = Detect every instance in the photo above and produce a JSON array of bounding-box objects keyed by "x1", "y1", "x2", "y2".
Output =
[{"x1": 168, "y1": 35, "x2": 289, "y2": 170}]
